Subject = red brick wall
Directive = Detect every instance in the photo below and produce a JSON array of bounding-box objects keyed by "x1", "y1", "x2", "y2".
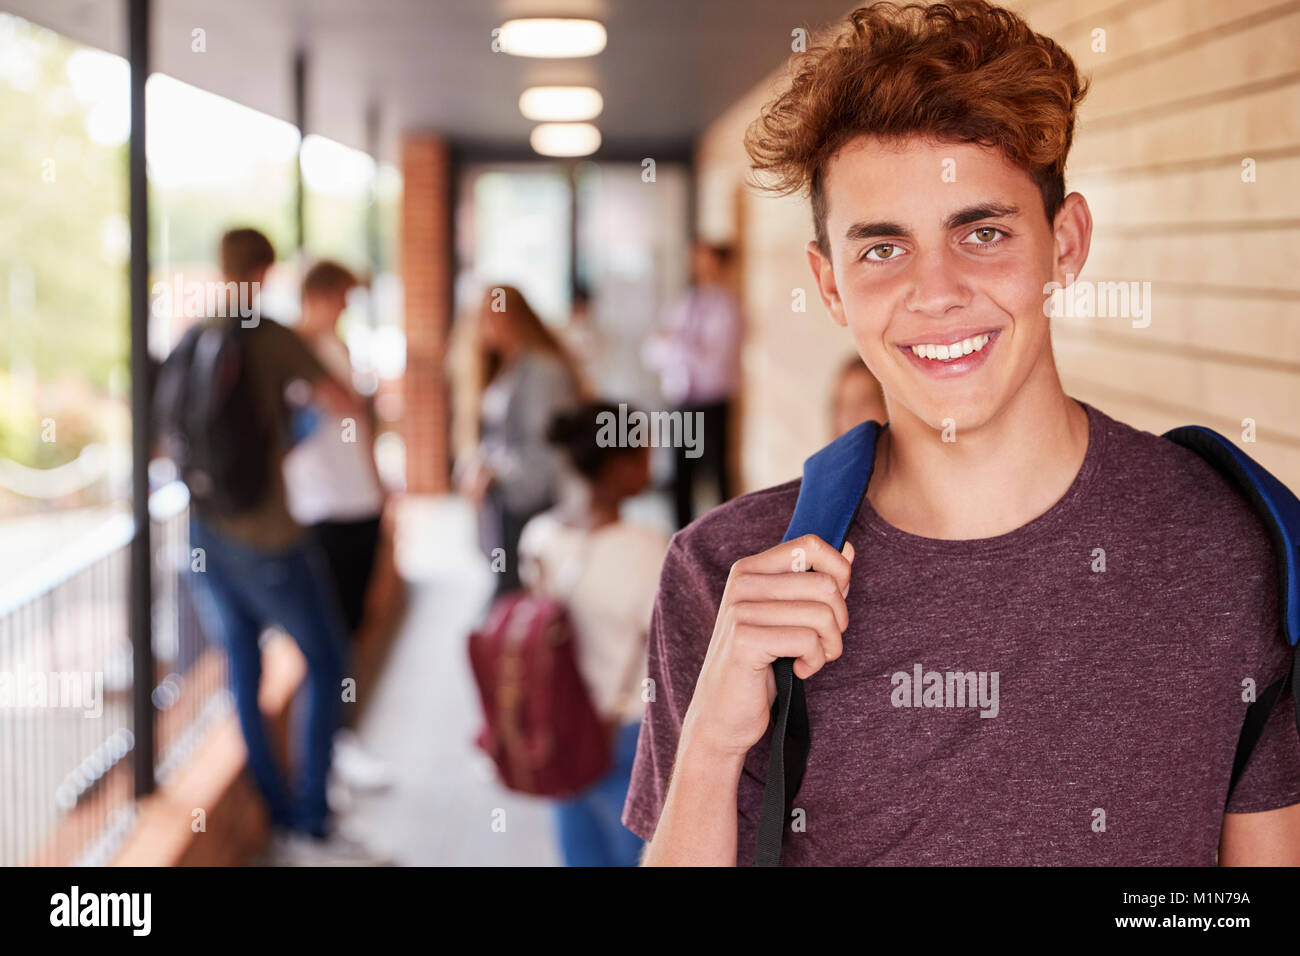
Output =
[{"x1": 400, "y1": 133, "x2": 452, "y2": 493}]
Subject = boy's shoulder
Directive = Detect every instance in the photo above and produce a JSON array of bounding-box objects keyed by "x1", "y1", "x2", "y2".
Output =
[
  {"x1": 1084, "y1": 405, "x2": 1280, "y2": 616},
  {"x1": 662, "y1": 404, "x2": 1284, "y2": 594},
  {"x1": 1091, "y1": 404, "x2": 1272, "y2": 535},
  {"x1": 667, "y1": 477, "x2": 802, "y2": 584}
]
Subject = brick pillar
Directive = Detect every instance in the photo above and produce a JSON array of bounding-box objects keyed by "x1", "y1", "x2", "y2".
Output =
[{"x1": 400, "y1": 133, "x2": 451, "y2": 493}]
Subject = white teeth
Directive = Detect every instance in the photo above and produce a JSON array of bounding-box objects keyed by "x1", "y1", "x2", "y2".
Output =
[{"x1": 909, "y1": 333, "x2": 991, "y2": 361}]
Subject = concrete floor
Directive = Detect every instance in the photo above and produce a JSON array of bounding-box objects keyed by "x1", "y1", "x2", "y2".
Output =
[{"x1": 332, "y1": 495, "x2": 562, "y2": 866}]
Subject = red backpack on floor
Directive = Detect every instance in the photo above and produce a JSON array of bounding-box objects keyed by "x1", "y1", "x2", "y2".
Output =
[{"x1": 469, "y1": 593, "x2": 612, "y2": 797}]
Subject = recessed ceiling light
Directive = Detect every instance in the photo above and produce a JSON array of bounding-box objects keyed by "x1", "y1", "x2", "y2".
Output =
[
  {"x1": 497, "y1": 18, "x2": 607, "y2": 58},
  {"x1": 519, "y1": 86, "x2": 604, "y2": 122},
  {"x1": 530, "y1": 122, "x2": 602, "y2": 157}
]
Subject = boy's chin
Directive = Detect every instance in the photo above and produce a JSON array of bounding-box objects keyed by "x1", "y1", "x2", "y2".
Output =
[{"x1": 900, "y1": 394, "x2": 1004, "y2": 437}]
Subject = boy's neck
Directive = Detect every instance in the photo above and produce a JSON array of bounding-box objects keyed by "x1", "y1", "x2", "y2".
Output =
[
  {"x1": 300, "y1": 313, "x2": 335, "y2": 340},
  {"x1": 866, "y1": 364, "x2": 1089, "y2": 541},
  {"x1": 588, "y1": 488, "x2": 622, "y2": 529}
]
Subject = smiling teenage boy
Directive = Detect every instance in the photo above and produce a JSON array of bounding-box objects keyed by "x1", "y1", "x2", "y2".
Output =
[{"x1": 622, "y1": 0, "x2": 1300, "y2": 866}]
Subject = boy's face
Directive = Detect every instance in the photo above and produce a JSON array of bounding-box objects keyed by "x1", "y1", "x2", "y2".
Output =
[
  {"x1": 807, "y1": 136, "x2": 1090, "y2": 434},
  {"x1": 304, "y1": 287, "x2": 348, "y2": 323}
]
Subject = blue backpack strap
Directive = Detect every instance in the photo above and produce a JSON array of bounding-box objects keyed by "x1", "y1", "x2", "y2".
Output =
[
  {"x1": 1163, "y1": 426, "x2": 1300, "y2": 800},
  {"x1": 753, "y1": 420, "x2": 882, "y2": 867}
]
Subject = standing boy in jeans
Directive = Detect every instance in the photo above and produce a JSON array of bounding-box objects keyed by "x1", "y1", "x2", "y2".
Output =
[{"x1": 161, "y1": 228, "x2": 369, "y2": 861}]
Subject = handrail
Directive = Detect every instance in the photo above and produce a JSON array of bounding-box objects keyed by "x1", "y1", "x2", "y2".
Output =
[
  {"x1": 0, "y1": 481, "x2": 190, "y2": 620},
  {"x1": 0, "y1": 444, "x2": 109, "y2": 498}
]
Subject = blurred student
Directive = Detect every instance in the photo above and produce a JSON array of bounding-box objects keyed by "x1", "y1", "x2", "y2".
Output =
[
  {"x1": 282, "y1": 260, "x2": 390, "y2": 792},
  {"x1": 830, "y1": 354, "x2": 888, "y2": 438},
  {"x1": 154, "y1": 228, "x2": 369, "y2": 863},
  {"x1": 643, "y1": 241, "x2": 743, "y2": 529},
  {"x1": 284, "y1": 261, "x2": 385, "y2": 635},
  {"x1": 457, "y1": 285, "x2": 581, "y2": 595},
  {"x1": 559, "y1": 284, "x2": 607, "y2": 392},
  {"x1": 518, "y1": 402, "x2": 670, "y2": 866}
]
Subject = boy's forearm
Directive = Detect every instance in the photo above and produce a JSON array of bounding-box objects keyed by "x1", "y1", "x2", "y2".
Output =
[{"x1": 642, "y1": 729, "x2": 747, "y2": 866}]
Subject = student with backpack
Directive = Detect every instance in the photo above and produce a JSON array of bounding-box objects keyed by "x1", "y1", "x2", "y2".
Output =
[
  {"x1": 470, "y1": 402, "x2": 669, "y2": 866},
  {"x1": 624, "y1": 0, "x2": 1300, "y2": 866},
  {"x1": 154, "y1": 228, "x2": 374, "y2": 863}
]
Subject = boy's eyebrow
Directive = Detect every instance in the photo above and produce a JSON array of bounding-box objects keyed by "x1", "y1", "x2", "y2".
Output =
[
  {"x1": 944, "y1": 202, "x2": 1020, "y2": 229},
  {"x1": 844, "y1": 220, "x2": 911, "y2": 242},
  {"x1": 842, "y1": 202, "x2": 1021, "y2": 242}
]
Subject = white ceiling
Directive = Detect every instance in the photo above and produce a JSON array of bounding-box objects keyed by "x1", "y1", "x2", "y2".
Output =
[{"x1": 5, "y1": 0, "x2": 853, "y2": 161}]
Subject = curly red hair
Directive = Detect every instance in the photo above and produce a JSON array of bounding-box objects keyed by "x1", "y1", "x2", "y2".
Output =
[{"x1": 745, "y1": 0, "x2": 1088, "y2": 254}]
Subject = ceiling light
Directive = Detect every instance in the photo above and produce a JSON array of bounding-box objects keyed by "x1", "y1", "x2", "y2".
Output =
[
  {"x1": 519, "y1": 86, "x2": 604, "y2": 122},
  {"x1": 530, "y1": 123, "x2": 601, "y2": 157},
  {"x1": 497, "y1": 18, "x2": 607, "y2": 58}
]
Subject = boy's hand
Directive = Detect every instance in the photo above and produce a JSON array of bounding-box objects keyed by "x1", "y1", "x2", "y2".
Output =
[{"x1": 682, "y1": 534, "x2": 854, "y2": 759}]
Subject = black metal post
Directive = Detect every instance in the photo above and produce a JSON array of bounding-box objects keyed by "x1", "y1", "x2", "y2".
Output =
[
  {"x1": 568, "y1": 161, "x2": 580, "y2": 304},
  {"x1": 127, "y1": 0, "x2": 155, "y2": 798}
]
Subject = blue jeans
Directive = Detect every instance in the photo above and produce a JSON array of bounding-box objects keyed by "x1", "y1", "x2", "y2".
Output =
[
  {"x1": 554, "y1": 721, "x2": 645, "y2": 867},
  {"x1": 188, "y1": 517, "x2": 348, "y2": 836}
]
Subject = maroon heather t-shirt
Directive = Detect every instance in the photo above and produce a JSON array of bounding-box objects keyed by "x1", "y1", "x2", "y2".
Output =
[{"x1": 623, "y1": 401, "x2": 1300, "y2": 865}]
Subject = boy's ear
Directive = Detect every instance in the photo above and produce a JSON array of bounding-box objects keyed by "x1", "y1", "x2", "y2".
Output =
[
  {"x1": 806, "y1": 240, "x2": 848, "y2": 328},
  {"x1": 1052, "y1": 192, "x2": 1092, "y2": 286}
]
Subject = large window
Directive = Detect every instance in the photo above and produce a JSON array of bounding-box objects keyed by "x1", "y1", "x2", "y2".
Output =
[
  {"x1": 0, "y1": 14, "x2": 131, "y2": 575},
  {"x1": 146, "y1": 73, "x2": 300, "y2": 351}
]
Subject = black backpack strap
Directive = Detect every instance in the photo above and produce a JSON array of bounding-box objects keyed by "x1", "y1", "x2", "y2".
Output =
[
  {"x1": 1228, "y1": 656, "x2": 1297, "y2": 801},
  {"x1": 754, "y1": 419, "x2": 881, "y2": 866},
  {"x1": 1163, "y1": 426, "x2": 1300, "y2": 802},
  {"x1": 753, "y1": 658, "x2": 808, "y2": 866}
]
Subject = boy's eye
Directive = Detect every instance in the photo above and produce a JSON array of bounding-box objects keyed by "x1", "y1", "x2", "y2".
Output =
[
  {"x1": 864, "y1": 242, "x2": 902, "y2": 261},
  {"x1": 965, "y1": 227, "x2": 1006, "y2": 245}
]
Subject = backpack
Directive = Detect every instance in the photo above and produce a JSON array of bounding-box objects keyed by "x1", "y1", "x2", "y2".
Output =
[
  {"x1": 153, "y1": 319, "x2": 277, "y2": 517},
  {"x1": 468, "y1": 592, "x2": 613, "y2": 797},
  {"x1": 755, "y1": 420, "x2": 1300, "y2": 866}
]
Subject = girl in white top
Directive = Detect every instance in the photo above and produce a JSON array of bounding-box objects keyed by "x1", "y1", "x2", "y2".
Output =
[{"x1": 518, "y1": 402, "x2": 670, "y2": 866}]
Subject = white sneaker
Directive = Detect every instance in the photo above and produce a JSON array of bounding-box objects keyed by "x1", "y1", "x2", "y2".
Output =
[
  {"x1": 262, "y1": 829, "x2": 392, "y2": 867},
  {"x1": 332, "y1": 730, "x2": 393, "y2": 793},
  {"x1": 327, "y1": 776, "x2": 354, "y2": 815}
]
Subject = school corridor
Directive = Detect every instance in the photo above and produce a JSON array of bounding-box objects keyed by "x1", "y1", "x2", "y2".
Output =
[
  {"x1": 332, "y1": 495, "x2": 559, "y2": 866},
  {"x1": 3, "y1": 0, "x2": 1298, "y2": 868}
]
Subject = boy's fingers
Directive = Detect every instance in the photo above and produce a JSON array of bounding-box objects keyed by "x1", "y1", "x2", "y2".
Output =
[
  {"x1": 733, "y1": 625, "x2": 828, "y2": 676},
  {"x1": 727, "y1": 571, "x2": 848, "y2": 630},
  {"x1": 731, "y1": 601, "x2": 844, "y2": 661},
  {"x1": 737, "y1": 534, "x2": 853, "y2": 593}
]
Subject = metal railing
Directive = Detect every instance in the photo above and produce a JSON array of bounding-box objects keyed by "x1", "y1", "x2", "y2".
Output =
[{"x1": 0, "y1": 481, "x2": 226, "y2": 866}]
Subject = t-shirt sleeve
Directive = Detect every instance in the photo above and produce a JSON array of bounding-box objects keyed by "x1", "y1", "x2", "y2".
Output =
[
  {"x1": 268, "y1": 320, "x2": 329, "y2": 387},
  {"x1": 621, "y1": 536, "x2": 715, "y2": 842},
  {"x1": 1225, "y1": 641, "x2": 1300, "y2": 813}
]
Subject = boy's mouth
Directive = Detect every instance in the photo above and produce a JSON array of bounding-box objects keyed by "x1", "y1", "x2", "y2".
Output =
[
  {"x1": 905, "y1": 332, "x2": 992, "y2": 362},
  {"x1": 897, "y1": 329, "x2": 1000, "y2": 376}
]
